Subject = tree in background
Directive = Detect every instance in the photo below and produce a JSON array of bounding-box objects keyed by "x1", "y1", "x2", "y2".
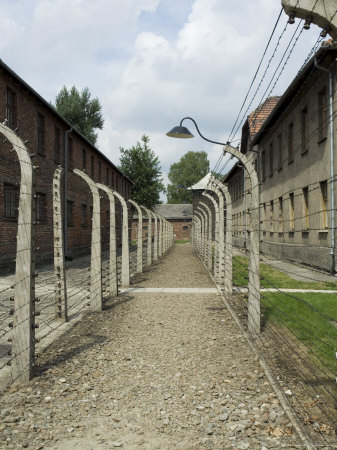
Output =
[
  {"x1": 167, "y1": 151, "x2": 209, "y2": 203},
  {"x1": 119, "y1": 135, "x2": 165, "y2": 209},
  {"x1": 55, "y1": 86, "x2": 104, "y2": 145}
]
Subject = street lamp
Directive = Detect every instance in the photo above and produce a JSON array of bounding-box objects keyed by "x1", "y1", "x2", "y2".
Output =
[{"x1": 166, "y1": 117, "x2": 261, "y2": 334}]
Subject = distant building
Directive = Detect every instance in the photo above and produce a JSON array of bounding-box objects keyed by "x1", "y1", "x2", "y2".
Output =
[{"x1": 155, "y1": 204, "x2": 192, "y2": 240}]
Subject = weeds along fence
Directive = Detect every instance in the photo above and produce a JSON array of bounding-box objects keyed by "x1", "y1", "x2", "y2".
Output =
[
  {"x1": 0, "y1": 122, "x2": 174, "y2": 388},
  {"x1": 192, "y1": 173, "x2": 337, "y2": 447}
]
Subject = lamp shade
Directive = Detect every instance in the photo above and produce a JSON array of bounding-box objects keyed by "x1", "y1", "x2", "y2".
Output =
[{"x1": 166, "y1": 125, "x2": 194, "y2": 139}]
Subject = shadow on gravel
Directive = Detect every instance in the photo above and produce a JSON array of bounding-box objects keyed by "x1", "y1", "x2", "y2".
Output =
[
  {"x1": 35, "y1": 320, "x2": 107, "y2": 377},
  {"x1": 104, "y1": 295, "x2": 135, "y2": 310}
]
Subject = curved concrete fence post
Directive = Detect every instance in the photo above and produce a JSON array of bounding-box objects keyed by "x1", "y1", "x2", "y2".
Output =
[
  {"x1": 128, "y1": 199, "x2": 143, "y2": 274},
  {"x1": 53, "y1": 167, "x2": 68, "y2": 321},
  {"x1": 211, "y1": 177, "x2": 233, "y2": 295},
  {"x1": 206, "y1": 184, "x2": 225, "y2": 287},
  {"x1": 141, "y1": 207, "x2": 152, "y2": 266},
  {"x1": 203, "y1": 192, "x2": 220, "y2": 279},
  {"x1": 157, "y1": 215, "x2": 163, "y2": 258},
  {"x1": 199, "y1": 201, "x2": 213, "y2": 271},
  {"x1": 195, "y1": 209, "x2": 207, "y2": 264},
  {"x1": 282, "y1": 0, "x2": 337, "y2": 39},
  {"x1": 96, "y1": 184, "x2": 118, "y2": 297},
  {"x1": 111, "y1": 190, "x2": 130, "y2": 288},
  {"x1": 153, "y1": 213, "x2": 158, "y2": 261},
  {"x1": 223, "y1": 144, "x2": 260, "y2": 334},
  {"x1": 1, "y1": 122, "x2": 36, "y2": 382},
  {"x1": 73, "y1": 169, "x2": 102, "y2": 311},
  {"x1": 192, "y1": 216, "x2": 201, "y2": 254}
]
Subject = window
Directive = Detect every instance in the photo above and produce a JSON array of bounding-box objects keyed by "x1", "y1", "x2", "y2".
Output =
[
  {"x1": 301, "y1": 107, "x2": 309, "y2": 153},
  {"x1": 270, "y1": 200, "x2": 274, "y2": 231},
  {"x1": 98, "y1": 161, "x2": 101, "y2": 182},
  {"x1": 111, "y1": 172, "x2": 114, "y2": 188},
  {"x1": 67, "y1": 200, "x2": 74, "y2": 227},
  {"x1": 278, "y1": 197, "x2": 283, "y2": 232},
  {"x1": 183, "y1": 225, "x2": 188, "y2": 230},
  {"x1": 4, "y1": 183, "x2": 18, "y2": 219},
  {"x1": 269, "y1": 142, "x2": 273, "y2": 177},
  {"x1": 81, "y1": 204, "x2": 87, "y2": 227},
  {"x1": 320, "y1": 181, "x2": 328, "y2": 229},
  {"x1": 91, "y1": 156, "x2": 94, "y2": 177},
  {"x1": 261, "y1": 150, "x2": 266, "y2": 182},
  {"x1": 262, "y1": 203, "x2": 267, "y2": 231},
  {"x1": 106, "y1": 167, "x2": 109, "y2": 185},
  {"x1": 116, "y1": 176, "x2": 119, "y2": 192},
  {"x1": 6, "y1": 88, "x2": 16, "y2": 129},
  {"x1": 106, "y1": 209, "x2": 110, "y2": 228},
  {"x1": 68, "y1": 137, "x2": 73, "y2": 169},
  {"x1": 288, "y1": 122, "x2": 294, "y2": 163},
  {"x1": 82, "y1": 149, "x2": 86, "y2": 170},
  {"x1": 318, "y1": 88, "x2": 327, "y2": 141},
  {"x1": 37, "y1": 113, "x2": 45, "y2": 156},
  {"x1": 34, "y1": 192, "x2": 46, "y2": 223},
  {"x1": 54, "y1": 127, "x2": 61, "y2": 163},
  {"x1": 302, "y1": 187, "x2": 309, "y2": 230},
  {"x1": 277, "y1": 133, "x2": 282, "y2": 171},
  {"x1": 289, "y1": 193, "x2": 295, "y2": 231}
]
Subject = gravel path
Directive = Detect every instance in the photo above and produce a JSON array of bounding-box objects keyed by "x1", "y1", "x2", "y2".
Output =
[{"x1": 0, "y1": 244, "x2": 304, "y2": 449}]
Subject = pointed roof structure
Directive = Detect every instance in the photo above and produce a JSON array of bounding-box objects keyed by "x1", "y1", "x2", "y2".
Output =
[{"x1": 188, "y1": 172, "x2": 213, "y2": 190}]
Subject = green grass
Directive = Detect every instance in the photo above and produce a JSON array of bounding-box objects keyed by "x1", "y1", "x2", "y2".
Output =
[
  {"x1": 261, "y1": 291, "x2": 337, "y2": 377},
  {"x1": 232, "y1": 255, "x2": 337, "y2": 388},
  {"x1": 233, "y1": 256, "x2": 337, "y2": 290},
  {"x1": 175, "y1": 240, "x2": 190, "y2": 244}
]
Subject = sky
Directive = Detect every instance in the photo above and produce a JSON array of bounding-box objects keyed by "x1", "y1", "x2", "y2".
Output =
[{"x1": 0, "y1": 0, "x2": 324, "y2": 200}]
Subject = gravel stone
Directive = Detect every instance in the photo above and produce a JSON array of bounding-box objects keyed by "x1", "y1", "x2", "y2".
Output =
[{"x1": 0, "y1": 245, "x2": 304, "y2": 449}]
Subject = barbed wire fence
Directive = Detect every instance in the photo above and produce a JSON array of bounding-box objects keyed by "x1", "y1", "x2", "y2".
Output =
[
  {"x1": 0, "y1": 123, "x2": 174, "y2": 390},
  {"x1": 192, "y1": 164, "x2": 337, "y2": 447}
]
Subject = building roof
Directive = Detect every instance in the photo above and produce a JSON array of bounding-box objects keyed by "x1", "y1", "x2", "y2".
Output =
[
  {"x1": 247, "y1": 96, "x2": 280, "y2": 139},
  {"x1": 0, "y1": 59, "x2": 133, "y2": 184},
  {"x1": 251, "y1": 44, "x2": 337, "y2": 145},
  {"x1": 155, "y1": 204, "x2": 192, "y2": 220},
  {"x1": 188, "y1": 172, "x2": 213, "y2": 190}
]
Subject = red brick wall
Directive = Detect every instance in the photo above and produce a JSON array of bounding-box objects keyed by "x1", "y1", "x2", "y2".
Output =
[
  {"x1": 0, "y1": 64, "x2": 131, "y2": 269},
  {"x1": 131, "y1": 218, "x2": 191, "y2": 241}
]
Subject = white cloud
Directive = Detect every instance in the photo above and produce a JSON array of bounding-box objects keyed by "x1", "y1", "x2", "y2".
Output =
[{"x1": 0, "y1": 0, "x2": 323, "y2": 201}]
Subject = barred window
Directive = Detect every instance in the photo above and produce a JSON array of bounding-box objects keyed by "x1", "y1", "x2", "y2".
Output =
[
  {"x1": 4, "y1": 183, "x2": 18, "y2": 219},
  {"x1": 67, "y1": 200, "x2": 74, "y2": 227},
  {"x1": 37, "y1": 113, "x2": 45, "y2": 156},
  {"x1": 35, "y1": 192, "x2": 47, "y2": 223}
]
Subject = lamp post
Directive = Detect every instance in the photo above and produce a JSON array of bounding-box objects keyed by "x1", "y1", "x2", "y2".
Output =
[{"x1": 166, "y1": 117, "x2": 261, "y2": 334}]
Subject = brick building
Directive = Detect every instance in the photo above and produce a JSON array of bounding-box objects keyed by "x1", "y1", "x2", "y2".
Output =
[
  {"x1": 154, "y1": 204, "x2": 192, "y2": 240},
  {"x1": 0, "y1": 59, "x2": 133, "y2": 270}
]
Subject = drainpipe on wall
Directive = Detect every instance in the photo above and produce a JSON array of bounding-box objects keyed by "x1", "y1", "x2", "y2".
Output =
[
  {"x1": 64, "y1": 127, "x2": 73, "y2": 260},
  {"x1": 314, "y1": 57, "x2": 336, "y2": 274},
  {"x1": 243, "y1": 169, "x2": 247, "y2": 249}
]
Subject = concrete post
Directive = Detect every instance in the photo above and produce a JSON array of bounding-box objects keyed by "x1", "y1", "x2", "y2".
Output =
[
  {"x1": 199, "y1": 201, "x2": 213, "y2": 271},
  {"x1": 111, "y1": 190, "x2": 130, "y2": 288},
  {"x1": 282, "y1": 0, "x2": 337, "y2": 39},
  {"x1": 157, "y1": 215, "x2": 163, "y2": 258},
  {"x1": 1, "y1": 123, "x2": 35, "y2": 382},
  {"x1": 206, "y1": 184, "x2": 225, "y2": 287},
  {"x1": 223, "y1": 144, "x2": 260, "y2": 334},
  {"x1": 211, "y1": 177, "x2": 233, "y2": 295},
  {"x1": 202, "y1": 192, "x2": 219, "y2": 279},
  {"x1": 73, "y1": 169, "x2": 102, "y2": 311},
  {"x1": 195, "y1": 209, "x2": 207, "y2": 264},
  {"x1": 96, "y1": 184, "x2": 118, "y2": 297},
  {"x1": 128, "y1": 199, "x2": 143, "y2": 273},
  {"x1": 53, "y1": 167, "x2": 68, "y2": 321},
  {"x1": 153, "y1": 213, "x2": 158, "y2": 261},
  {"x1": 141, "y1": 207, "x2": 152, "y2": 266}
]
